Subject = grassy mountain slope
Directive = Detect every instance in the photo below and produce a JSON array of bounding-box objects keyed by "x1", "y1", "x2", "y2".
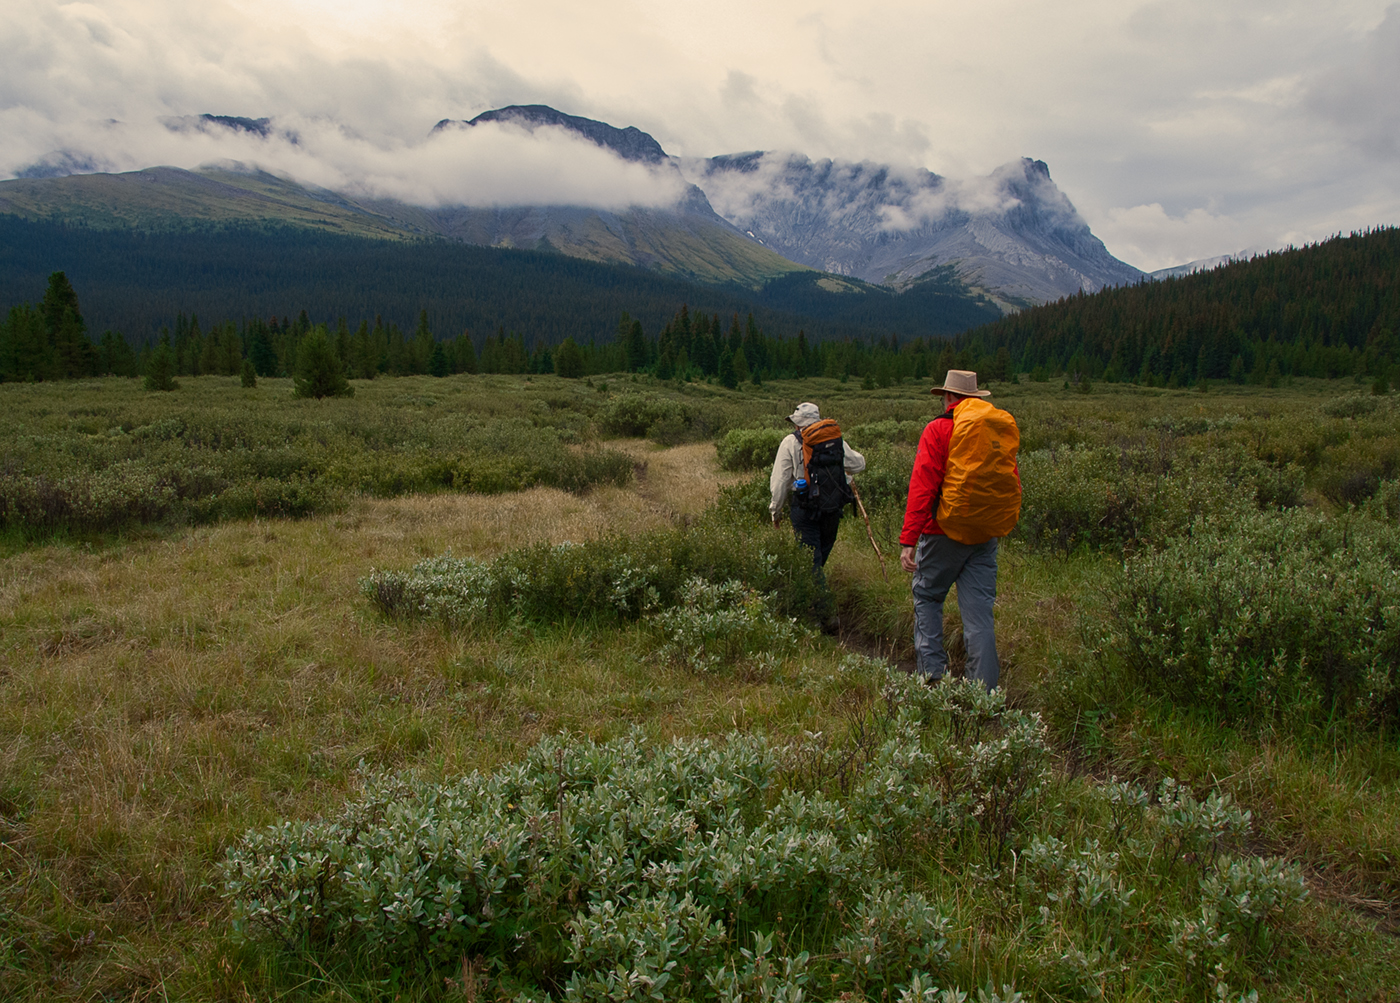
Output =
[
  {"x1": 0, "y1": 167, "x2": 415, "y2": 240},
  {"x1": 359, "y1": 200, "x2": 808, "y2": 288},
  {"x1": 0, "y1": 167, "x2": 808, "y2": 289}
]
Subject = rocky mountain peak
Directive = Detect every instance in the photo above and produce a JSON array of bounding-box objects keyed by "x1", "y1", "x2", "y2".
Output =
[
  {"x1": 679, "y1": 149, "x2": 1142, "y2": 308},
  {"x1": 433, "y1": 105, "x2": 669, "y2": 165}
]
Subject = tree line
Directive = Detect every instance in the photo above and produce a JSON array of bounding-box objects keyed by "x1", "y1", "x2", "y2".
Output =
[
  {"x1": 0, "y1": 272, "x2": 1001, "y2": 387},
  {"x1": 9, "y1": 227, "x2": 1397, "y2": 389},
  {"x1": 955, "y1": 226, "x2": 1400, "y2": 387}
]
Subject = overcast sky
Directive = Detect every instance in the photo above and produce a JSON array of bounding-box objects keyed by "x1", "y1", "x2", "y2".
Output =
[{"x1": 4, "y1": 0, "x2": 1398, "y2": 270}]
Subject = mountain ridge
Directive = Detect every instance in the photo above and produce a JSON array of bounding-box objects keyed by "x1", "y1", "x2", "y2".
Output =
[
  {"x1": 682, "y1": 152, "x2": 1145, "y2": 309},
  {"x1": 5, "y1": 104, "x2": 1144, "y2": 309},
  {"x1": 435, "y1": 105, "x2": 668, "y2": 165}
]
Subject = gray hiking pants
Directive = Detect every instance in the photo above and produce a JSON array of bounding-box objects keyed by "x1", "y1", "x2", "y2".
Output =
[{"x1": 911, "y1": 534, "x2": 1000, "y2": 689}]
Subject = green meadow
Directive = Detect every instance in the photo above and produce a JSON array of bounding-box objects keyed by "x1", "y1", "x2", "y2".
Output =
[{"x1": 2, "y1": 372, "x2": 1398, "y2": 1002}]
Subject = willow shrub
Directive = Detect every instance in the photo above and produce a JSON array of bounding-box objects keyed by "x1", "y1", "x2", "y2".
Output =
[
  {"x1": 0, "y1": 410, "x2": 632, "y2": 533},
  {"x1": 1113, "y1": 509, "x2": 1400, "y2": 727},
  {"x1": 598, "y1": 392, "x2": 692, "y2": 437},
  {"x1": 223, "y1": 673, "x2": 1305, "y2": 1002},
  {"x1": 1015, "y1": 443, "x2": 1303, "y2": 554},
  {"x1": 652, "y1": 577, "x2": 810, "y2": 673},
  {"x1": 715, "y1": 427, "x2": 788, "y2": 471},
  {"x1": 361, "y1": 516, "x2": 828, "y2": 629}
]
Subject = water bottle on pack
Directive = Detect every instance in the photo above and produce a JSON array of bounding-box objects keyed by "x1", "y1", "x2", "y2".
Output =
[{"x1": 793, "y1": 477, "x2": 808, "y2": 503}]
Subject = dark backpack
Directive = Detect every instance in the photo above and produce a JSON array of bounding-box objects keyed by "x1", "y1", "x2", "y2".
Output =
[{"x1": 794, "y1": 419, "x2": 854, "y2": 514}]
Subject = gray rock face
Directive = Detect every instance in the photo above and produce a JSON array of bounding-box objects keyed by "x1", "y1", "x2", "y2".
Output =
[
  {"x1": 680, "y1": 152, "x2": 1145, "y2": 308},
  {"x1": 436, "y1": 107, "x2": 1144, "y2": 307},
  {"x1": 435, "y1": 105, "x2": 668, "y2": 165}
]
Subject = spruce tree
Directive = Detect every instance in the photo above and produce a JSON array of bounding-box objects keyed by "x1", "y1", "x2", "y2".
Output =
[
  {"x1": 249, "y1": 323, "x2": 279, "y2": 376},
  {"x1": 412, "y1": 310, "x2": 434, "y2": 374},
  {"x1": 41, "y1": 271, "x2": 96, "y2": 378},
  {"x1": 731, "y1": 346, "x2": 749, "y2": 383},
  {"x1": 624, "y1": 319, "x2": 648, "y2": 372},
  {"x1": 428, "y1": 341, "x2": 450, "y2": 377},
  {"x1": 454, "y1": 334, "x2": 478, "y2": 374},
  {"x1": 335, "y1": 317, "x2": 351, "y2": 369},
  {"x1": 554, "y1": 337, "x2": 586, "y2": 378},
  {"x1": 241, "y1": 358, "x2": 258, "y2": 388},
  {"x1": 292, "y1": 327, "x2": 352, "y2": 398},
  {"x1": 144, "y1": 341, "x2": 178, "y2": 391},
  {"x1": 718, "y1": 350, "x2": 738, "y2": 389}
]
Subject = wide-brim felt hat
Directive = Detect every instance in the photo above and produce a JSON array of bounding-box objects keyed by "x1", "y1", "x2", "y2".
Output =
[{"x1": 930, "y1": 369, "x2": 991, "y2": 397}]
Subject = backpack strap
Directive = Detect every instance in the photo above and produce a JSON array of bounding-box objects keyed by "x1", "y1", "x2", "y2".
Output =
[{"x1": 791, "y1": 428, "x2": 810, "y2": 482}]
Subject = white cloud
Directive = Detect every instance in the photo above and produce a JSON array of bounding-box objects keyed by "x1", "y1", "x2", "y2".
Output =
[
  {"x1": 0, "y1": 0, "x2": 686, "y2": 208},
  {"x1": 1093, "y1": 203, "x2": 1253, "y2": 274},
  {"x1": 1, "y1": 0, "x2": 1397, "y2": 265}
]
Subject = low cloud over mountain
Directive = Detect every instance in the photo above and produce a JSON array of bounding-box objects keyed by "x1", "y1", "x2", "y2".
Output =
[
  {"x1": 3, "y1": 104, "x2": 1144, "y2": 306},
  {"x1": 682, "y1": 152, "x2": 1143, "y2": 306},
  {"x1": 12, "y1": 111, "x2": 688, "y2": 211},
  {"x1": 4, "y1": 0, "x2": 1397, "y2": 274}
]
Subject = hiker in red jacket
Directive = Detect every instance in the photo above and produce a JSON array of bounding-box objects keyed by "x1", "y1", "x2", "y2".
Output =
[{"x1": 899, "y1": 371, "x2": 1021, "y2": 689}]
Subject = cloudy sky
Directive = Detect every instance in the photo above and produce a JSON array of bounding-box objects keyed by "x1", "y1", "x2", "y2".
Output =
[{"x1": 4, "y1": 0, "x2": 1398, "y2": 270}]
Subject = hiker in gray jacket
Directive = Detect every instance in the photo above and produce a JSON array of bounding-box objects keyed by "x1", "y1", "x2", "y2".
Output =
[{"x1": 769, "y1": 402, "x2": 866, "y2": 571}]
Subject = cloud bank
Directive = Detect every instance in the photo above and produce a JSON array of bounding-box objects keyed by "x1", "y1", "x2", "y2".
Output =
[
  {"x1": 11, "y1": 113, "x2": 689, "y2": 209},
  {"x1": 2, "y1": 0, "x2": 1398, "y2": 269}
]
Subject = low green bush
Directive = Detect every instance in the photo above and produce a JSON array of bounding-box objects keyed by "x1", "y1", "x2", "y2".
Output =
[
  {"x1": 0, "y1": 398, "x2": 632, "y2": 533},
  {"x1": 1364, "y1": 478, "x2": 1400, "y2": 522},
  {"x1": 598, "y1": 392, "x2": 691, "y2": 437},
  {"x1": 361, "y1": 518, "x2": 828, "y2": 629},
  {"x1": 224, "y1": 672, "x2": 1306, "y2": 1002},
  {"x1": 715, "y1": 427, "x2": 787, "y2": 471},
  {"x1": 1016, "y1": 443, "x2": 1302, "y2": 554},
  {"x1": 1313, "y1": 436, "x2": 1400, "y2": 508},
  {"x1": 1111, "y1": 509, "x2": 1400, "y2": 727},
  {"x1": 652, "y1": 577, "x2": 809, "y2": 672},
  {"x1": 1321, "y1": 394, "x2": 1380, "y2": 419},
  {"x1": 846, "y1": 443, "x2": 914, "y2": 516},
  {"x1": 845, "y1": 419, "x2": 927, "y2": 448}
]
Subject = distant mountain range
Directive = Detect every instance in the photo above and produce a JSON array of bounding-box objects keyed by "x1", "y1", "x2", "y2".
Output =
[
  {"x1": 681, "y1": 153, "x2": 1144, "y2": 310},
  {"x1": 1147, "y1": 252, "x2": 1251, "y2": 280},
  {"x1": 2, "y1": 104, "x2": 1147, "y2": 316}
]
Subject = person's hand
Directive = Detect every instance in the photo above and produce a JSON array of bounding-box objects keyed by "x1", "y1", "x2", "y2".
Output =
[
  {"x1": 899, "y1": 545, "x2": 917, "y2": 573},
  {"x1": 772, "y1": 513, "x2": 782, "y2": 529}
]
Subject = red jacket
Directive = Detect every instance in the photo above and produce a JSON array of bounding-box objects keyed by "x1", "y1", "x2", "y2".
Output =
[
  {"x1": 899, "y1": 398, "x2": 1022, "y2": 546},
  {"x1": 900, "y1": 405, "x2": 957, "y2": 545}
]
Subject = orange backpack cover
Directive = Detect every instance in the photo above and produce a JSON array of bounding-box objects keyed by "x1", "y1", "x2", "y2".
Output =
[
  {"x1": 936, "y1": 399, "x2": 1022, "y2": 545},
  {"x1": 797, "y1": 418, "x2": 842, "y2": 471}
]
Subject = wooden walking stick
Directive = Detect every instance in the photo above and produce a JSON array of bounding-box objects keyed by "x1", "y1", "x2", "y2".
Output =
[{"x1": 850, "y1": 480, "x2": 888, "y2": 582}]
